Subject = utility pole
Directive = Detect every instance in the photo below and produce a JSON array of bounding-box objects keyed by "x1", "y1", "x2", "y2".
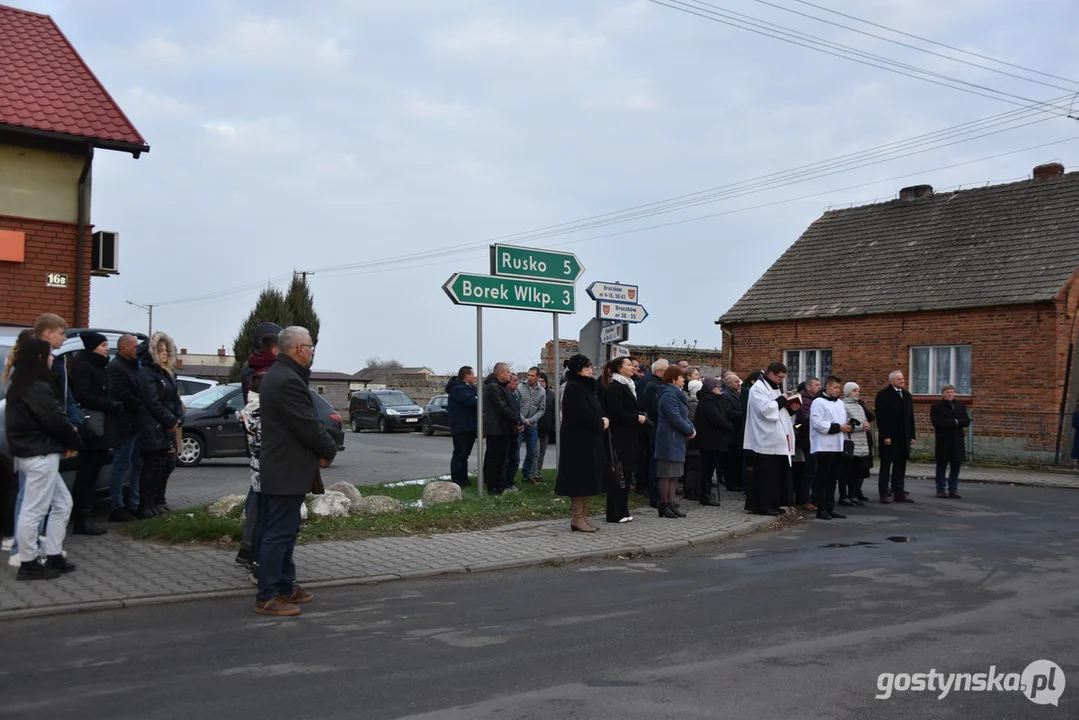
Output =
[{"x1": 126, "y1": 300, "x2": 154, "y2": 338}]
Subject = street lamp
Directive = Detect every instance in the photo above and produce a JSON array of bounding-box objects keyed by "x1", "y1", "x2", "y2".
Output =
[{"x1": 126, "y1": 300, "x2": 153, "y2": 338}]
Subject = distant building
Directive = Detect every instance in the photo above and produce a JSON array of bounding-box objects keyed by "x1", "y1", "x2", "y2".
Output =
[
  {"x1": 539, "y1": 339, "x2": 725, "y2": 377},
  {"x1": 0, "y1": 5, "x2": 149, "y2": 327},
  {"x1": 717, "y1": 166, "x2": 1079, "y2": 463}
]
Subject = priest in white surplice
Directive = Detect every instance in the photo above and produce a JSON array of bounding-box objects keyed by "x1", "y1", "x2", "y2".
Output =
[{"x1": 743, "y1": 361, "x2": 798, "y2": 515}]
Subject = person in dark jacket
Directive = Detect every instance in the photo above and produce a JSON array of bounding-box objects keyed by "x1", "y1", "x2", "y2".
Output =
[
  {"x1": 241, "y1": 322, "x2": 282, "y2": 404},
  {"x1": 106, "y1": 334, "x2": 142, "y2": 521},
  {"x1": 503, "y1": 373, "x2": 524, "y2": 490},
  {"x1": 536, "y1": 374, "x2": 556, "y2": 474},
  {"x1": 655, "y1": 366, "x2": 696, "y2": 518},
  {"x1": 874, "y1": 370, "x2": 916, "y2": 503},
  {"x1": 602, "y1": 357, "x2": 645, "y2": 523},
  {"x1": 719, "y1": 373, "x2": 745, "y2": 491},
  {"x1": 694, "y1": 377, "x2": 730, "y2": 507},
  {"x1": 482, "y1": 363, "x2": 520, "y2": 494},
  {"x1": 445, "y1": 366, "x2": 478, "y2": 488},
  {"x1": 255, "y1": 326, "x2": 339, "y2": 617},
  {"x1": 637, "y1": 358, "x2": 668, "y2": 508},
  {"x1": 930, "y1": 385, "x2": 970, "y2": 499},
  {"x1": 792, "y1": 378, "x2": 821, "y2": 509},
  {"x1": 555, "y1": 355, "x2": 608, "y2": 532},
  {"x1": 70, "y1": 332, "x2": 120, "y2": 536},
  {"x1": 6, "y1": 338, "x2": 83, "y2": 580},
  {"x1": 135, "y1": 332, "x2": 184, "y2": 518}
]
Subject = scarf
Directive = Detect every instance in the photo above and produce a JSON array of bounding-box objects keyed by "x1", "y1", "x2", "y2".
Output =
[{"x1": 611, "y1": 372, "x2": 637, "y2": 399}]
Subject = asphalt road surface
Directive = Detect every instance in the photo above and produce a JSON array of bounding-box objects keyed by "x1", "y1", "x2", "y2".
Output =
[
  {"x1": 164, "y1": 430, "x2": 476, "y2": 509},
  {"x1": 8, "y1": 483, "x2": 1076, "y2": 719}
]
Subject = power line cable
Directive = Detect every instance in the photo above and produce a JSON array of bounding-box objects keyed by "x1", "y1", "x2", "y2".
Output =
[
  {"x1": 746, "y1": 0, "x2": 1079, "y2": 94},
  {"x1": 787, "y1": 0, "x2": 1079, "y2": 87}
]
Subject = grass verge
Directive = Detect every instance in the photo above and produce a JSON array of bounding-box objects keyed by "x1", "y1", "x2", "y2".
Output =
[{"x1": 116, "y1": 471, "x2": 650, "y2": 546}]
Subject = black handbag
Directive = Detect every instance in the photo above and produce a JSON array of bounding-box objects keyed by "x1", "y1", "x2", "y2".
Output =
[
  {"x1": 605, "y1": 431, "x2": 625, "y2": 490},
  {"x1": 81, "y1": 409, "x2": 106, "y2": 439}
]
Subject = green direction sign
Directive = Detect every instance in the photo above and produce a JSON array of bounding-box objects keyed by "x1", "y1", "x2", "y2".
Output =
[
  {"x1": 490, "y1": 244, "x2": 585, "y2": 283},
  {"x1": 443, "y1": 272, "x2": 576, "y2": 314}
]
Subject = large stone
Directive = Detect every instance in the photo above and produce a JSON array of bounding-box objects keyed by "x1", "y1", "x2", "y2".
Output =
[
  {"x1": 207, "y1": 494, "x2": 246, "y2": 518},
  {"x1": 309, "y1": 491, "x2": 352, "y2": 519},
  {"x1": 326, "y1": 481, "x2": 363, "y2": 511},
  {"x1": 422, "y1": 481, "x2": 463, "y2": 505},
  {"x1": 355, "y1": 495, "x2": 403, "y2": 516}
]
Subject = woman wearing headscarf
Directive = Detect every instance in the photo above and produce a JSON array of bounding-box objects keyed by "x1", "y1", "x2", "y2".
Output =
[
  {"x1": 135, "y1": 332, "x2": 184, "y2": 518},
  {"x1": 693, "y1": 376, "x2": 730, "y2": 506},
  {"x1": 655, "y1": 366, "x2": 696, "y2": 518},
  {"x1": 555, "y1": 354, "x2": 608, "y2": 532},
  {"x1": 6, "y1": 338, "x2": 83, "y2": 580},
  {"x1": 840, "y1": 382, "x2": 872, "y2": 506},
  {"x1": 602, "y1": 356, "x2": 645, "y2": 523}
]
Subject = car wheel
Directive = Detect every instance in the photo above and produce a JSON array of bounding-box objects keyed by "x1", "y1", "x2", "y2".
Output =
[
  {"x1": 380, "y1": 417, "x2": 391, "y2": 434},
  {"x1": 178, "y1": 434, "x2": 203, "y2": 467},
  {"x1": 351, "y1": 418, "x2": 361, "y2": 433},
  {"x1": 422, "y1": 418, "x2": 434, "y2": 436}
]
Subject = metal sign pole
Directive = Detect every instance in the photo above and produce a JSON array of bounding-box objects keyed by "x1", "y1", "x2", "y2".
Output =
[
  {"x1": 476, "y1": 306, "x2": 484, "y2": 496},
  {"x1": 553, "y1": 312, "x2": 560, "y2": 469}
]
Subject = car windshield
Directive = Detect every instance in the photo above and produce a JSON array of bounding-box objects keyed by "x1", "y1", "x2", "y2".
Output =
[
  {"x1": 377, "y1": 392, "x2": 414, "y2": 407},
  {"x1": 187, "y1": 386, "x2": 236, "y2": 409}
]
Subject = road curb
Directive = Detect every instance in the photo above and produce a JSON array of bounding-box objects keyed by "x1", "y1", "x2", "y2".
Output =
[{"x1": 0, "y1": 518, "x2": 777, "y2": 622}]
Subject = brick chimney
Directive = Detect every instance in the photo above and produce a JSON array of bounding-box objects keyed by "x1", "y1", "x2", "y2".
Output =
[
  {"x1": 218, "y1": 346, "x2": 226, "y2": 357},
  {"x1": 1033, "y1": 162, "x2": 1064, "y2": 180},
  {"x1": 899, "y1": 184, "x2": 933, "y2": 201}
]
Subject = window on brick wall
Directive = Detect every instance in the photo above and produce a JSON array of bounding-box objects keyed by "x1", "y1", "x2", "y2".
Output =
[
  {"x1": 317, "y1": 386, "x2": 325, "y2": 395},
  {"x1": 910, "y1": 345, "x2": 972, "y2": 395},
  {"x1": 782, "y1": 349, "x2": 832, "y2": 392}
]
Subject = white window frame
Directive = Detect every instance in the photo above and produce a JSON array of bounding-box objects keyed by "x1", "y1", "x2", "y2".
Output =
[
  {"x1": 909, "y1": 345, "x2": 972, "y2": 396},
  {"x1": 782, "y1": 348, "x2": 832, "y2": 392}
]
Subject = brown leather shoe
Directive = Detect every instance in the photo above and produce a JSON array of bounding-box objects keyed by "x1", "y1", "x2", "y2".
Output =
[
  {"x1": 936, "y1": 492, "x2": 949, "y2": 498},
  {"x1": 285, "y1": 586, "x2": 314, "y2": 604},
  {"x1": 254, "y1": 598, "x2": 301, "y2": 616},
  {"x1": 948, "y1": 492, "x2": 962, "y2": 499},
  {"x1": 893, "y1": 492, "x2": 915, "y2": 503},
  {"x1": 802, "y1": 503, "x2": 817, "y2": 511}
]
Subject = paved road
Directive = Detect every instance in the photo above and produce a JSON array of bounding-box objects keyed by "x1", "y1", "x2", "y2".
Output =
[
  {"x1": 6, "y1": 483, "x2": 1076, "y2": 718},
  {"x1": 167, "y1": 430, "x2": 474, "y2": 509}
]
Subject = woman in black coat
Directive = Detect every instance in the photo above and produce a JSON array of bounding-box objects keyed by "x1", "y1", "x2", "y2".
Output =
[
  {"x1": 70, "y1": 332, "x2": 120, "y2": 536},
  {"x1": 136, "y1": 333, "x2": 184, "y2": 518},
  {"x1": 930, "y1": 384, "x2": 970, "y2": 499},
  {"x1": 602, "y1": 357, "x2": 645, "y2": 523},
  {"x1": 693, "y1": 377, "x2": 730, "y2": 506},
  {"x1": 555, "y1": 354, "x2": 609, "y2": 533},
  {"x1": 6, "y1": 338, "x2": 83, "y2": 580}
]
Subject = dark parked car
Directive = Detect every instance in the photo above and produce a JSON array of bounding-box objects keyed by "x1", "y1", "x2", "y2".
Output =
[
  {"x1": 0, "y1": 325, "x2": 149, "y2": 497},
  {"x1": 177, "y1": 383, "x2": 345, "y2": 467},
  {"x1": 348, "y1": 389, "x2": 423, "y2": 433},
  {"x1": 422, "y1": 394, "x2": 450, "y2": 436}
]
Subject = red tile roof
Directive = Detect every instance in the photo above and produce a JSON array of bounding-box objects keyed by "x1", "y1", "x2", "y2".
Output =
[{"x1": 0, "y1": 4, "x2": 148, "y2": 154}]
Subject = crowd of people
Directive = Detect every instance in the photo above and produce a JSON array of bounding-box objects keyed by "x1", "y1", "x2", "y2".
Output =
[
  {"x1": 0, "y1": 313, "x2": 184, "y2": 580},
  {"x1": 443, "y1": 353, "x2": 983, "y2": 532}
]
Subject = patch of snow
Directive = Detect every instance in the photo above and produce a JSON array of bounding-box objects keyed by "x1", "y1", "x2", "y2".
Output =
[{"x1": 383, "y1": 474, "x2": 452, "y2": 488}]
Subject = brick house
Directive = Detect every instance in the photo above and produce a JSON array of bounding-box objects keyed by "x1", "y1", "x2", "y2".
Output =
[
  {"x1": 716, "y1": 164, "x2": 1079, "y2": 463},
  {"x1": 0, "y1": 5, "x2": 148, "y2": 327}
]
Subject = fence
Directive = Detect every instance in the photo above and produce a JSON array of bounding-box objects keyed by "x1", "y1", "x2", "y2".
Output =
[{"x1": 911, "y1": 409, "x2": 1076, "y2": 465}]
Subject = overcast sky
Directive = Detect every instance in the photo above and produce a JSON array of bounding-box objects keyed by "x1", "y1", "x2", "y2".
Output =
[{"x1": 21, "y1": 0, "x2": 1079, "y2": 374}]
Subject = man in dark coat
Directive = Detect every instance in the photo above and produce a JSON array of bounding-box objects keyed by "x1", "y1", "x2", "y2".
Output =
[
  {"x1": 874, "y1": 370, "x2": 916, "y2": 503},
  {"x1": 254, "y1": 326, "x2": 338, "y2": 617},
  {"x1": 445, "y1": 366, "x2": 478, "y2": 487},
  {"x1": 70, "y1": 332, "x2": 120, "y2": 535},
  {"x1": 719, "y1": 373, "x2": 745, "y2": 491},
  {"x1": 107, "y1": 334, "x2": 142, "y2": 521},
  {"x1": 637, "y1": 358, "x2": 668, "y2": 507},
  {"x1": 482, "y1": 363, "x2": 519, "y2": 494},
  {"x1": 930, "y1": 384, "x2": 970, "y2": 499}
]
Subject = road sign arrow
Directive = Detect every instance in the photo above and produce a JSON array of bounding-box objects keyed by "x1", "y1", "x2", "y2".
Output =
[
  {"x1": 600, "y1": 323, "x2": 625, "y2": 344},
  {"x1": 596, "y1": 301, "x2": 648, "y2": 323},
  {"x1": 587, "y1": 281, "x2": 639, "y2": 303},
  {"x1": 444, "y1": 272, "x2": 576, "y2": 314},
  {"x1": 491, "y1": 244, "x2": 585, "y2": 284}
]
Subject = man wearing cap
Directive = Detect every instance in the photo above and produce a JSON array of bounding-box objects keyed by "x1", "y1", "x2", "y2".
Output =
[{"x1": 70, "y1": 332, "x2": 122, "y2": 535}]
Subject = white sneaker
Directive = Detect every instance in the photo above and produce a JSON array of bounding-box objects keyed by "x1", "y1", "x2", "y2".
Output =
[
  {"x1": 0, "y1": 537, "x2": 12, "y2": 552},
  {"x1": 8, "y1": 554, "x2": 20, "y2": 568}
]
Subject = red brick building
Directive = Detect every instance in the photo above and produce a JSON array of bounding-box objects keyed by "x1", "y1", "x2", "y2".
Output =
[
  {"x1": 717, "y1": 165, "x2": 1079, "y2": 463},
  {"x1": 0, "y1": 4, "x2": 148, "y2": 327}
]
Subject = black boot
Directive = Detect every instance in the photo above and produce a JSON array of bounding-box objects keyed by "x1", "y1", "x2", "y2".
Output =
[
  {"x1": 658, "y1": 503, "x2": 679, "y2": 519},
  {"x1": 73, "y1": 514, "x2": 107, "y2": 536},
  {"x1": 109, "y1": 507, "x2": 136, "y2": 522},
  {"x1": 136, "y1": 501, "x2": 156, "y2": 520},
  {"x1": 18, "y1": 560, "x2": 61, "y2": 580},
  {"x1": 816, "y1": 509, "x2": 833, "y2": 520},
  {"x1": 45, "y1": 554, "x2": 77, "y2": 573},
  {"x1": 669, "y1": 502, "x2": 687, "y2": 518}
]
